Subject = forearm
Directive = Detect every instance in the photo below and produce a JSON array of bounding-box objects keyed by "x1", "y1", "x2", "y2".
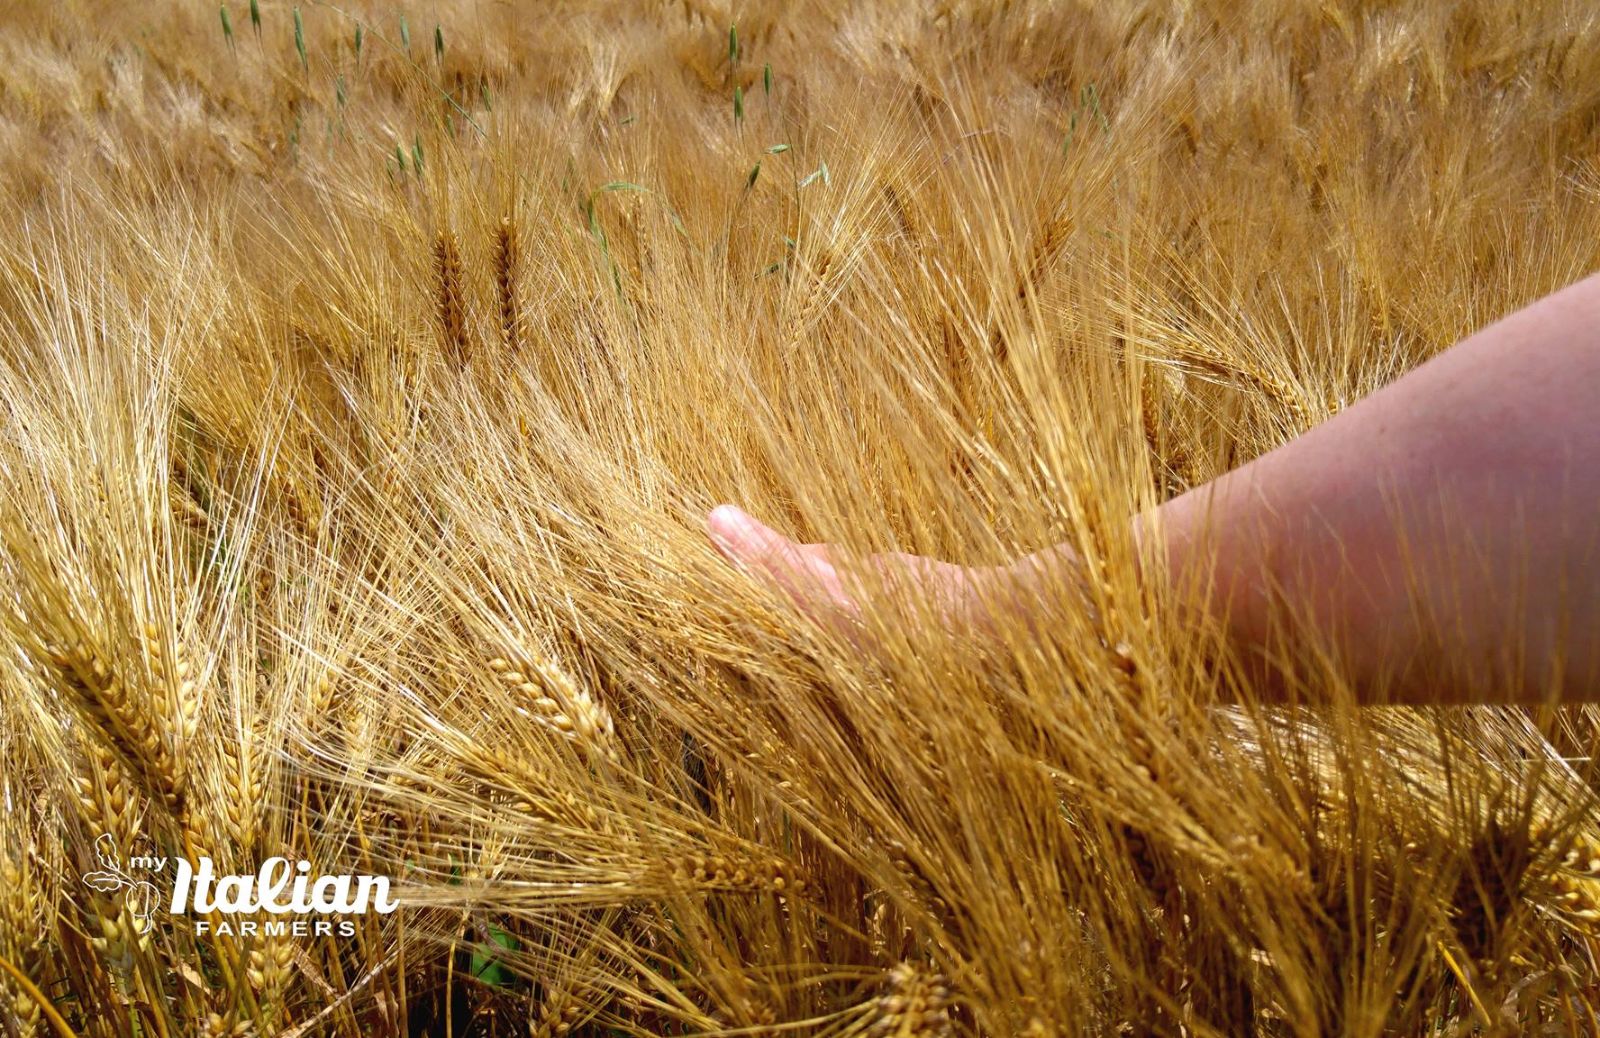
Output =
[
  {"x1": 1022, "y1": 273, "x2": 1600, "y2": 703},
  {"x1": 1155, "y1": 273, "x2": 1600, "y2": 702},
  {"x1": 712, "y1": 277, "x2": 1599, "y2": 702}
]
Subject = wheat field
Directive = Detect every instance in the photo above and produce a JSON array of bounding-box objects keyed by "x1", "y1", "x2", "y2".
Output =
[{"x1": 1, "y1": 0, "x2": 1599, "y2": 1034}]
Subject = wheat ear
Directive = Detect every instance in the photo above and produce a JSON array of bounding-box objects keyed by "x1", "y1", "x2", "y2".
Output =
[
  {"x1": 434, "y1": 230, "x2": 468, "y2": 367},
  {"x1": 493, "y1": 216, "x2": 522, "y2": 353}
]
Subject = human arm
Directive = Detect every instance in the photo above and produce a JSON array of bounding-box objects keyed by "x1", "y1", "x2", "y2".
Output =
[{"x1": 709, "y1": 272, "x2": 1600, "y2": 703}]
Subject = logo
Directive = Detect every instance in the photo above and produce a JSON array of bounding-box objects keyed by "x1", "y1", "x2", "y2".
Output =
[
  {"x1": 82, "y1": 834, "x2": 162, "y2": 934},
  {"x1": 83, "y1": 833, "x2": 399, "y2": 938}
]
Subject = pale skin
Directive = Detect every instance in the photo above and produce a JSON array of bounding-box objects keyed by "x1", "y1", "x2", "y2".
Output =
[{"x1": 709, "y1": 272, "x2": 1600, "y2": 704}]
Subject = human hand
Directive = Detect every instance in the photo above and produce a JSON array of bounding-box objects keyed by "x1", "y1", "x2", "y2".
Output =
[{"x1": 706, "y1": 505, "x2": 991, "y2": 639}]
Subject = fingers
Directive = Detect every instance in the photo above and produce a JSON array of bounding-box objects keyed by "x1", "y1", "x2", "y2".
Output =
[
  {"x1": 707, "y1": 505, "x2": 850, "y2": 612},
  {"x1": 706, "y1": 506, "x2": 996, "y2": 647},
  {"x1": 707, "y1": 504, "x2": 795, "y2": 569}
]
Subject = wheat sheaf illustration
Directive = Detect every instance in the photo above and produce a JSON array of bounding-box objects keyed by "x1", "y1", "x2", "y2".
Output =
[{"x1": 80, "y1": 834, "x2": 162, "y2": 937}]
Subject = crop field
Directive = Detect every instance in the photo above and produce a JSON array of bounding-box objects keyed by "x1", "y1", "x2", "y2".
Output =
[{"x1": 1, "y1": 1, "x2": 1599, "y2": 1035}]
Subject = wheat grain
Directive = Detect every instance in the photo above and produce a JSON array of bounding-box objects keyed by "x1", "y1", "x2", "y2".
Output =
[
  {"x1": 434, "y1": 230, "x2": 468, "y2": 367},
  {"x1": 867, "y1": 964, "x2": 951, "y2": 1038},
  {"x1": 52, "y1": 639, "x2": 186, "y2": 814},
  {"x1": 666, "y1": 852, "x2": 803, "y2": 896},
  {"x1": 0, "y1": 843, "x2": 44, "y2": 1038},
  {"x1": 490, "y1": 653, "x2": 616, "y2": 759},
  {"x1": 493, "y1": 217, "x2": 522, "y2": 353}
]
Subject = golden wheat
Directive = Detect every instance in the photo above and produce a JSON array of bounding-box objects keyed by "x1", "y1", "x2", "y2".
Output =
[{"x1": 0, "y1": 0, "x2": 1595, "y2": 1034}]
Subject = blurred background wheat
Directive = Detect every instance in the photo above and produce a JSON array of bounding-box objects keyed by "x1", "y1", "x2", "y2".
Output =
[{"x1": 1, "y1": 0, "x2": 1600, "y2": 1034}]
